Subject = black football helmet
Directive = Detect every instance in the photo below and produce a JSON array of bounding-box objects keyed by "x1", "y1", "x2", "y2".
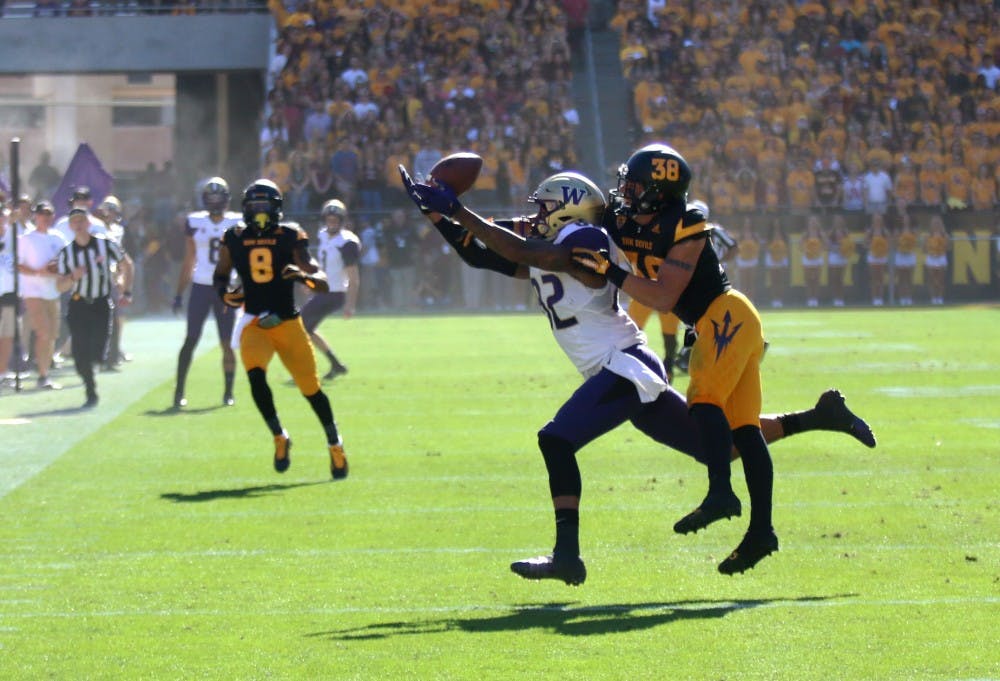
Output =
[
  {"x1": 613, "y1": 143, "x2": 692, "y2": 216},
  {"x1": 201, "y1": 177, "x2": 230, "y2": 214},
  {"x1": 242, "y1": 179, "x2": 282, "y2": 230}
]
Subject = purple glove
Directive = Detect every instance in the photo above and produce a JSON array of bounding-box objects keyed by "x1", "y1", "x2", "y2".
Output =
[{"x1": 398, "y1": 165, "x2": 462, "y2": 217}]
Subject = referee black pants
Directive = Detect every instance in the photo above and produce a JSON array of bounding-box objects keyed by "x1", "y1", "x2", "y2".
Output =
[{"x1": 67, "y1": 296, "x2": 111, "y2": 399}]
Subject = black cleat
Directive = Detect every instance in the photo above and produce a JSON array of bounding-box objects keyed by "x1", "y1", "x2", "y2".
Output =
[
  {"x1": 718, "y1": 530, "x2": 779, "y2": 575},
  {"x1": 173, "y1": 394, "x2": 187, "y2": 409},
  {"x1": 223, "y1": 393, "x2": 235, "y2": 407},
  {"x1": 273, "y1": 431, "x2": 291, "y2": 473},
  {"x1": 815, "y1": 389, "x2": 876, "y2": 448},
  {"x1": 323, "y1": 364, "x2": 349, "y2": 380},
  {"x1": 510, "y1": 554, "x2": 587, "y2": 586},
  {"x1": 675, "y1": 346, "x2": 691, "y2": 373},
  {"x1": 329, "y1": 443, "x2": 349, "y2": 480},
  {"x1": 673, "y1": 491, "x2": 742, "y2": 534}
]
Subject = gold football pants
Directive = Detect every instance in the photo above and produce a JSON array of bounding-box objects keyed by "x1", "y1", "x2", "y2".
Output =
[
  {"x1": 686, "y1": 290, "x2": 765, "y2": 429},
  {"x1": 239, "y1": 315, "x2": 321, "y2": 395}
]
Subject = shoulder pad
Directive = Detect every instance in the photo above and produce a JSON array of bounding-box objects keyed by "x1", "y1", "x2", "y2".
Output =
[
  {"x1": 673, "y1": 208, "x2": 711, "y2": 243},
  {"x1": 278, "y1": 221, "x2": 308, "y2": 239}
]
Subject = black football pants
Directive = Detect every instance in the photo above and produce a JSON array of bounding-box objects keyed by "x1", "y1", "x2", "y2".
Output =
[{"x1": 67, "y1": 296, "x2": 112, "y2": 398}]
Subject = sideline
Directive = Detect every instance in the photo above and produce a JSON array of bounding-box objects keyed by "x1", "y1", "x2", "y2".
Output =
[{"x1": 0, "y1": 317, "x2": 198, "y2": 498}]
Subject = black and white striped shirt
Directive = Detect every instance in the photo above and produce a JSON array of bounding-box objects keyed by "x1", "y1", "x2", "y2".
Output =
[{"x1": 57, "y1": 234, "x2": 125, "y2": 300}]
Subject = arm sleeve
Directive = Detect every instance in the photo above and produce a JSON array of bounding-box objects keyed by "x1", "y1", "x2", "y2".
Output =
[
  {"x1": 339, "y1": 240, "x2": 361, "y2": 267},
  {"x1": 431, "y1": 217, "x2": 519, "y2": 277}
]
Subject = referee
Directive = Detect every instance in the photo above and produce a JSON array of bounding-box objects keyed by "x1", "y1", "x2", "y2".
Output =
[{"x1": 57, "y1": 208, "x2": 134, "y2": 408}]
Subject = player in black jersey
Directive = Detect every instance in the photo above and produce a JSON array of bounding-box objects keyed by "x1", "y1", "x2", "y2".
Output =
[
  {"x1": 213, "y1": 180, "x2": 348, "y2": 480},
  {"x1": 574, "y1": 143, "x2": 777, "y2": 574}
]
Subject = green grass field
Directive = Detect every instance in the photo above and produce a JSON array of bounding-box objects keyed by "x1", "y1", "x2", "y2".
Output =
[{"x1": 1, "y1": 307, "x2": 998, "y2": 680}]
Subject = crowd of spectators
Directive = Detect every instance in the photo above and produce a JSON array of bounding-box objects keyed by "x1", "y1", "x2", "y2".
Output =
[
  {"x1": 611, "y1": 0, "x2": 1000, "y2": 223},
  {"x1": 260, "y1": 0, "x2": 581, "y2": 220},
  {"x1": 2, "y1": 1, "x2": 267, "y2": 17},
  {"x1": 8, "y1": 1, "x2": 1000, "y2": 314}
]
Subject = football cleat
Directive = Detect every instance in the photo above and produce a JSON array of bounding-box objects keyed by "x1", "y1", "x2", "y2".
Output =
[
  {"x1": 815, "y1": 389, "x2": 876, "y2": 448},
  {"x1": 38, "y1": 377, "x2": 62, "y2": 391},
  {"x1": 329, "y1": 443, "x2": 348, "y2": 480},
  {"x1": 718, "y1": 529, "x2": 779, "y2": 575},
  {"x1": 510, "y1": 554, "x2": 587, "y2": 586},
  {"x1": 273, "y1": 431, "x2": 291, "y2": 473},
  {"x1": 223, "y1": 393, "x2": 235, "y2": 407},
  {"x1": 673, "y1": 491, "x2": 742, "y2": 534},
  {"x1": 323, "y1": 364, "x2": 349, "y2": 380},
  {"x1": 173, "y1": 394, "x2": 187, "y2": 409}
]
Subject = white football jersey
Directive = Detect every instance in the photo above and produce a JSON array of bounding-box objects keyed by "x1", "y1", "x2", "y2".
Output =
[
  {"x1": 316, "y1": 228, "x2": 361, "y2": 293},
  {"x1": 186, "y1": 211, "x2": 242, "y2": 285},
  {"x1": 528, "y1": 223, "x2": 646, "y2": 375}
]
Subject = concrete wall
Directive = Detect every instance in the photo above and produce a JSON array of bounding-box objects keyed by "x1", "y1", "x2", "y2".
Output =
[{"x1": 0, "y1": 15, "x2": 271, "y2": 74}]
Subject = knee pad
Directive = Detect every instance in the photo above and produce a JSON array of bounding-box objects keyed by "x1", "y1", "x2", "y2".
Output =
[{"x1": 538, "y1": 431, "x2": 581, "y2": 498}]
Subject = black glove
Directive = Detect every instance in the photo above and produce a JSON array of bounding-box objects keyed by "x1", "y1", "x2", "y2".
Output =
[
  {"x1": 172, "y1": 294, "x2": 183, "y2": 315},
  {"x1": 281, "y1": 264, "x2": 305, "y2": 281},
  {"x1": 222, "y1": 286, "x2": 244, "y2": 309},
  {"x1": 398, "y1": 165, "x2": 461, "y2": 217}
]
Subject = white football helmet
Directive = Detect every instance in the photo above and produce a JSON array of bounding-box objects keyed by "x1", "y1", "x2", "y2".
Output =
[
  {"x1": 528, "y1": 171, "x2": 606, "y2": 240},
  {"x1": 322, "y1": 199, "x2": 348, "y2": 219},
  {"x1": 99, "y1": 195, "x2": 123, "y2": 219}
]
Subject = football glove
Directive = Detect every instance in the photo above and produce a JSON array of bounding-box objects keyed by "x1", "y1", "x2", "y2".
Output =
[
  {"x1": 172, "y1": 294, "x2": 183, "y2": 315},
  {"x1": 398, "y1": 165, "x2": 461, "y2": 217},
  {"x1": 222, "y1": 286, "x2": 245, "y2": 308},
  {"x1": 281, "y1": 264, "x2": 318, "y2": 289},
  {"x1": 281, "y1": 264, "x2": 304, "y2": 281},
  {"x1": 571, "y1": 247, "x2": 629, "y2": 286}
]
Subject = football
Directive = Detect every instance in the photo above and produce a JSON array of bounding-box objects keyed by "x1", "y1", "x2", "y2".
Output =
[{"x1": 429, "y1": 152, "x2": 483, "y2": 196}]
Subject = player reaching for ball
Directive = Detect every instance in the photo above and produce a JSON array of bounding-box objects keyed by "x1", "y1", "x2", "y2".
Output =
[{"x1": 399, "y1": 165, "x2": 875, "y2": 583}]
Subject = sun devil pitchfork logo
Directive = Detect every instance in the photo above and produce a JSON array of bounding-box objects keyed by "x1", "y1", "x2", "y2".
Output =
[{"x1": 712, "y1": 310, "x2": 742, "y2": 360}]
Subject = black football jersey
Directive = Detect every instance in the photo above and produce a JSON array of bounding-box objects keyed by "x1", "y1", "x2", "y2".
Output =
[
  {"x1": 223, "y1": 221, "x2": 310, "y2": 318},
  {"x1": 602, "y1": 203, "x2": 731, "y2": 326}
]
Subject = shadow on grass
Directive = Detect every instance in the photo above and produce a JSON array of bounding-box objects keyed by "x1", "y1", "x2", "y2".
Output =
[
  {"x1": 160, "y1": 481, "x2": 327, "y2": 502},
  {"x1": 308, "y1": 595, "x2": 855, "y2": 639},
  {"x1": 18, "y1": 404, "x2": 96, "y2": 417}
]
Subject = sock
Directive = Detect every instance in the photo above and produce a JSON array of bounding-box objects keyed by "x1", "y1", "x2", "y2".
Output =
[
  {"x1": 777, "y1": 412, "x2": 804, "y2": 436},
  {"x1": 554, "y1": 507, "x2": 580, "y2": 558},
  {"x1": 224, "y1": 370, "x2": 235, "y2": 396},
  {"x1": 175, "y1": 341, "x2": 195, "y2": 396},
  {"x1": 663, "y1": 334, "x2": 678, "y2": 371},
  {"x1": 305, "y1": 390, "x2": 340, "y2": 444},
  {"x1": 733, "y1": 426, "x2": 774, "y2": 534},
  {"x1": 247, "y1": 368, "x2": 281, "y2": 435},
  {"x1": 266, "y1": 418, "x2": 284, "y2": 437},
  {"x1": 689, "y1": 403, "x2": 734, "y2": 496}
]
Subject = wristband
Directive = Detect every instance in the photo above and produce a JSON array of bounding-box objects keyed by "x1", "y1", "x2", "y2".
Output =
[{"x1": 605, "y1": 262, "x2": 629, "y2": 288}]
